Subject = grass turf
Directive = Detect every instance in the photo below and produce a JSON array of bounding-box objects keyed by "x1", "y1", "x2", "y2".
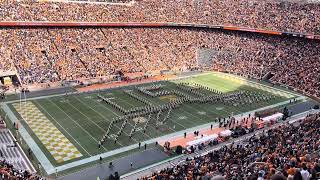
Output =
[{"x1": 6, "y1": 72, "x2": 297, "y2": 173}]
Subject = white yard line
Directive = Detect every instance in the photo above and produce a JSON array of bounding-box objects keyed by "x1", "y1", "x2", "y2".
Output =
[
  {"x1": 1, "y1": 103, "x2": 56, "y2": 174},
  {"x1": 73, "y1": 96, "x2": 128, "y2": 146},
  {"x1": 164, "y1": 113, "x2": 188, "y2": 130},
  {"x1": 120, "y1": 109, "x2": 320, "y2": 180},
  {"x1": 115, "y1": 93, "x2": 183, "y2": 138},
  {"x1": 213, "y1": 72, "x2": 300, "y2": 97},
  {"x1": 1, "y1": 95, "x2": 312, "y2": 175},
  {"x1": 34, "y1": 101, "x2": 92, "y2": 156},
  {"x1": 65, "y1": 100, "x2": 107, "y2": 134},
  {"x1": 4, "y1": 71, "x2": 302, "y2": 105},
  {"x1": 46, "y1": 98, "x2": 105, "y2": 149},
  {"x1": 117, "y1": 95, "x2": 178, "y2": 133},
  {"x1": 0, "y1": 71, "x2": 310, "y2": 175},
  {"x1": 63, "y1": 100, "x2": 110, "y2": 151},
  {"x1": 82, "y1": 96, "x2": 139, "y2": 143}
]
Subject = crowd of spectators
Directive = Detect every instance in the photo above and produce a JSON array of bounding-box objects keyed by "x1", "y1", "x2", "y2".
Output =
[
  {"x1": 70, "y1": 0, "x2": 131, "y2": 3},
  {"x1": 1, "y1": 27, "x2": 319, "y2": 98},
  {"x1": 142, "y1": 113, "x2": 320, "y2": 180},
  {"x1": 212, "y1": 32, "x2": 320, "y2": 98},
  {"x1": 0, "y1": 159, "x2": 44, "y2": 180},
  {"x1": 0, "y1": 29, "x2": 15, "y2": 73},
  {"x1": 0, "y1": 0, "x2": 319, "y2": 34}
]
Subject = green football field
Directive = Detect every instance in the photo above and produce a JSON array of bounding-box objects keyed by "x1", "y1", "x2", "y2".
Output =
[{"x1": 6, "y1": 72, "x2": 298, "y2": 172}]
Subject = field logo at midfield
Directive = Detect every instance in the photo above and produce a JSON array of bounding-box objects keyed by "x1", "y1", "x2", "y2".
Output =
[
  {"x1": 13, "y1": 102, "x2": 82, "y2": 163},
  {"x1": 159, "y1": 95, "x2": 177, "y2": 101},
  {"x1": 133, "y1": 117, "x2": 147, "y2": 123}
]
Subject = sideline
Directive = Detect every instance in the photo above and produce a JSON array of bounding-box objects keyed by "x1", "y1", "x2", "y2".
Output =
[
  {"x1": 1, "y1": 96, "x2": 304, "y2": 175},
  {"x1": 1, "y1": 104, "x2": 55, "y2": 174},
  {"x1": 6, "y1": 129, "x2": 36, "y2": 173},
  {"x1": 0, "y1": 72, "x2": 306, "y2": 175},
  {"x1": 121, "y1": 109, "x2": 319, "y2": 179}
]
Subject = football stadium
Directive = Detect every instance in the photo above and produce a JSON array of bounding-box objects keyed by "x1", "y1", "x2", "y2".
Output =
[{"x1": 0, "y1": 0, "x2": 319, "y2": 180}]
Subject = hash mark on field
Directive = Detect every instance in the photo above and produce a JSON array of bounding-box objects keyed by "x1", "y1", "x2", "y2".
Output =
[
  {"x1": 34, "y1": 101, "x2": 92, "y2": 156},
  {"x1": 216, "y1": 107, "x2": 224, "y2": 110},
  {"x1": 114, "y1": 95, "x2": 159, "y2": 138},
  {"x1": 74, "y1": 96, "x2": 139, "y2": 144},
  {"x1": 47, "y1": 98, "x2": 107, "y2": 151},
  {"x1": 115, "y1": 95, "x2": 175, "y2": 136},
  {"x1": 66, "y1": 101, "x2": 108, "y2": 135},
  {"x1": 198, "y1": 111, "x2": 206, "y2": 115}
]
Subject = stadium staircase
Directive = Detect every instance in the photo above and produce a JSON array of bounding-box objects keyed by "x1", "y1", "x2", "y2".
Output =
[{"x1": 261, "y1": 71, "x2": 274, "y2": 81}]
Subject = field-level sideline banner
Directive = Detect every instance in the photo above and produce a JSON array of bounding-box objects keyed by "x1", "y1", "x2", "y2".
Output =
[{"x1": 0, "y1": 21, "x2": 318, "y2": 41}]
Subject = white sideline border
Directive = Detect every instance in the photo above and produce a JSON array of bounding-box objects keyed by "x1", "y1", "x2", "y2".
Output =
[
  {"x1": 7, "y1": 129, "x2": 36, "y2": 173},
  {"x1": 121, "y1": 109, "x2": 319, "y2": 179},
  {"x1": 0, "y1": 72, "x2": 307, "y2": 175}
]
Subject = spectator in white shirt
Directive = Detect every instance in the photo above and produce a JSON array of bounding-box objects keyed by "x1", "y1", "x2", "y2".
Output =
[{"x1": 300, "y1": 164, "x2": 311, "y2": 180}]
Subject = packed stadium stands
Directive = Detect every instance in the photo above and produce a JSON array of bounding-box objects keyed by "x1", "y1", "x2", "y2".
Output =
[
  {"x1": 141, "y1": 113, "x2": 320, "y2": 180},
  {"x1": 0, "y1": 0, "x2": 320, "y2": 180},
  {"x1": 1, "y1": 28, "x2": 319, "y2": 99},
  {"x1": 0, "y1": 0, "x2": 319, "y2": 34},
  {"x1": 66, "y1": 0, "x2": 132, "y2": 3}
]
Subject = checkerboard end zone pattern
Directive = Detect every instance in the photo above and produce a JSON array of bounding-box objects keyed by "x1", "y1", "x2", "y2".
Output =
[{"x1": 13, "y1": 102, "x2": 82, "y2": 163}]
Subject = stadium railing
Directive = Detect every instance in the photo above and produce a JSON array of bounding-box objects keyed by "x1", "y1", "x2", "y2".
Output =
[{"x1": 0, "y1": 21, "x2": 319, "y2": 41}]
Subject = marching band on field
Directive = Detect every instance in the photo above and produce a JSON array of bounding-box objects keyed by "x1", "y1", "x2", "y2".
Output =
[{"x1": 98, "y1": 83, "x2": 277, "y2": 146}]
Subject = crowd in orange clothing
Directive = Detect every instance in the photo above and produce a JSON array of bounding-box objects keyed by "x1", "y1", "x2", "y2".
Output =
[
  {"x1": 0, "y1": 0, "x2": 319, "y2": 34},
  {"x1": 71, "y1": 0, "x2": 131, "y2": 2},
  {"x1": 213, "y1": 35, "x2": 320, "y2": 98},
  {"x1": 1, "y1": 27, "x2": 319, "y2": 98},
  {"x1": 142, "y1": 113, "x2": 320, "y2": 180}
]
